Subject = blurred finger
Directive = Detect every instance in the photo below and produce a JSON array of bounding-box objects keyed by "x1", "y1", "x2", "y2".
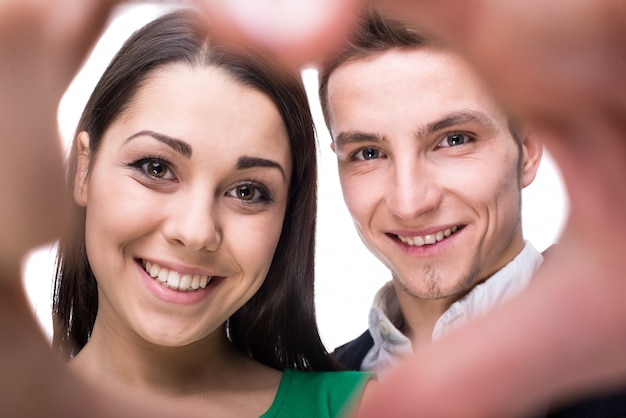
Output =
[{"x1": 195, "y1": 0, "x2": 360, "y2": 67}]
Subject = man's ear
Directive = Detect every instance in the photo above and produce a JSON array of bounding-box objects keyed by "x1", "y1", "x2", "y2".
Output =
[
  {"x1": 520, "y1": 131, "x2": 543, "y2": 188},
  {"x1": 330, "y1": 141, "x2": 336, "y2": 153},
  {"x1": 73, "y1": 131, "x2": 91, "y2": 207}
]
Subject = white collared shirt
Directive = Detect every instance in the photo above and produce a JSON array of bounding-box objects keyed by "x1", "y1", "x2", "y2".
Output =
[{"x1": 361, "y1": 241, "x2": 544, "y2": 374}]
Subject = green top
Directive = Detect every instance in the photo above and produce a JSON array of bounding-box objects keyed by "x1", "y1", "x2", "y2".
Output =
[{"x1": 261, "y1": 369, "x2": 373, "y2": 418}]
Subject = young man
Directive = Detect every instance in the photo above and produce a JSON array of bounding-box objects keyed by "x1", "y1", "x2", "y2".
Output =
[
  {"x1": 318, "y1": 11, "x2": 543, "y2": 374},
  {"x1": 319, "y1": 11, "x2": 626, "y2": 417}
]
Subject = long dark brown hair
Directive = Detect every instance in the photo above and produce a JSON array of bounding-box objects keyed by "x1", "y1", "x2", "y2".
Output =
[{"x1": 53, "y1": 8, "x2": 336, "y2": 372}]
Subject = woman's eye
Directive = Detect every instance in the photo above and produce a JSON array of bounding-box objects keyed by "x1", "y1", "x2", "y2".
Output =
[
  {"x1": 235, "y1": 185, "x2": 256, "y2": 201},
  {"x1": 438, "y1": 133, "x2": 471, "y2": 148},
  {"x1": 355, "y1": 147, "x2": 381, "y2": 160},
  {"x1": 144, "y1": 161, "x2": 169, "y2": 178},
  {"x1": 229, "y1": 184, "x2": 272, "y2": 203},
  {"x1": 129, "y1": 158, "x2": 175, "y2": 180}
]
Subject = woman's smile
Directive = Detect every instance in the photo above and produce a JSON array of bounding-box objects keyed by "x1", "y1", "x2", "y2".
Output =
[
  {"x1": 136, "y1": 258, "x2": 227, "y2": 307},
  {"x1": 76, "y1": 64, "x2": 291, "y2": 346},
  {"x1": 142, "y1": 259, "x2": 215, "y2": 292}
]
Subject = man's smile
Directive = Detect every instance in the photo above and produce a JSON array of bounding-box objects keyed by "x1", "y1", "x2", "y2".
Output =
[{"x1": 395, "y1": 225, "x2": 463, "y2": 247}]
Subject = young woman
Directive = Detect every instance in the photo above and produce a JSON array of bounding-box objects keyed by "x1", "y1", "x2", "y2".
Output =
[{"x1": 51, "y1": 8, "x2": 370, "y2": 417}]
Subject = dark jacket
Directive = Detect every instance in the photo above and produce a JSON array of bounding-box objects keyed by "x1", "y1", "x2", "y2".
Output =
[{"x1": 333, "y1": 330, "x2": 372, "y2": 371}]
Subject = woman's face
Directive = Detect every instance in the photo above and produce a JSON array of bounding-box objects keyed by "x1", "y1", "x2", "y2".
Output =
[{"x1": 74, "y1": 64, "x2": 292, "y2": 347}]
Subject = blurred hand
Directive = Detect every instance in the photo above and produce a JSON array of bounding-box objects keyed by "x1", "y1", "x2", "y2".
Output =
[
  {"x1": 2, "y1": 1, "x2": 625, "y2": 417},
  {"x1": 356, "y1": 117, "x2": 626, "y2": 418},
  {"x1": 195, "y1": 0, "x2": 360, "y2": 67},
  {"x1": 196, "y1": 0, "x2": 625, "y2": 119},
  {"x1": 0, "y1": 0, "x2": 119, "y2": 275},
  {"x1": 194, "y1": 1, "x2": 626, "y2": 416},
  {"x1": 376, "y1": 0, "x2": 626, "y2": 123}
]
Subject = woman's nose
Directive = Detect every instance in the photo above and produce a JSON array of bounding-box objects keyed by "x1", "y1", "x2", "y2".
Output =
[{"x1": 162, "y1": 192, "x2": 222, "y2": 252}]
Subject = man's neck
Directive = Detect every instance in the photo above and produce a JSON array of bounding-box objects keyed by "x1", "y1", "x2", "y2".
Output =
[
  {"x1": 390, "y1": 241, "x2": 532, "y2": 351},
  {"x1": 392, "y1": 282, "x2": 455, "y2": 350}
]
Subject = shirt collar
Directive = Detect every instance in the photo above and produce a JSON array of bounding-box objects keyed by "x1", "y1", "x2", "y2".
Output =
[{"x1": 362, "y1": 241, "x2": 543, "y2": 373}]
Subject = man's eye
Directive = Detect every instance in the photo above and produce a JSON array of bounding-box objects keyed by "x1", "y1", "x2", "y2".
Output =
[
  {"x1": 355, "y1": 148, "x2": 380, "y2": 160},
  {"x1": 438, "y1": 133, "x2": 470, "y2": 148}
]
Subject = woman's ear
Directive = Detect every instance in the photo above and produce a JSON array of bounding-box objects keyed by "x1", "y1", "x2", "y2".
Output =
[
  {"x1": 73, "y1": 131, "x2": 91, "y2": 207},
  {"x1": 520, "y1": 131, "x2": 543, "y2": 188}
]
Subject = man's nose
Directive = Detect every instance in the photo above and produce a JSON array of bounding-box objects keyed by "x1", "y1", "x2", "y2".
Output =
[{"x1": 386, "y1": 159, "x2": 442, "y2": 220}]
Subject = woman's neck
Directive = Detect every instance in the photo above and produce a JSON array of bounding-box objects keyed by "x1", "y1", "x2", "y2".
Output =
[
  {"x1": 71, "y1": 320, "x2": 253, "y2": 392},
  {"x1": 68, "y1": 319, "x2": 282, "y2": 416}
]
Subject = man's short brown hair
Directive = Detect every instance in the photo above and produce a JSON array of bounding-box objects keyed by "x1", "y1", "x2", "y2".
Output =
[
  {"x1": 318, "y1": 10, "x2": 433, "y2": 129},
  {"x1": 317, "y1": 10, "x2": 524, "y2": 145}
]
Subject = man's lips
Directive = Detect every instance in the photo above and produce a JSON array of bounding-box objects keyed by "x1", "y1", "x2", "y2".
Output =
[{"x1": 394, "y1": 225, "x2": 463, "y2": 247}]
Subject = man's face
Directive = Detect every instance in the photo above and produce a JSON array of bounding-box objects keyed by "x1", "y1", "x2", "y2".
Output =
[{"x1": 326, "y1": 48, "x2": 541, "y2": 302}]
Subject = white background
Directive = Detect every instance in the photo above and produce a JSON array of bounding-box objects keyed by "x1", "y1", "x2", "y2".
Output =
[{"x1": 22, "y1": 3, "x2": 569, "y2": 350}]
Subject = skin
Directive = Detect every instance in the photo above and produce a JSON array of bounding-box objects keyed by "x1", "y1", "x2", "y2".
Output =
[
  {"x1": 196, "y1": 0, "x2": 624, "y2": 119},
  {"x1": 326, "y1": 48, "x2": 541, "y2": 346},
  {"x1": 194, "y1": 0, "x2": 626, "y2": 415},
  {"x1": 348, "y1": 2, "x2": 626, "y2": 417},
  {"x1": 2, "y1": 1, "x2": 626, "y2": 417},
  {"x1": 196, "y1": 0, "x2": 361, "y2": 67},
  {"x1": 371, "y1": 0, "x2": 626, "y2": 122},
  {"x1": 0, "y1": 0, "x2": 117, "y2": 276},
  {"x1": 0, "y1": 1, "x2": 204, "y2": 416},
  {"x1": 70, "y1": 63, "x2": 290, "y2": 415}
]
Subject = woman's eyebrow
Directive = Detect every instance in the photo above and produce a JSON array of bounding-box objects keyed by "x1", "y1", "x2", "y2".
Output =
[
  {"x1": 237, "y1": 156, "x2": 287, "y2": 182},
  {"x1": 125, "y1": 130, "x2": 192, "y2": 158}
]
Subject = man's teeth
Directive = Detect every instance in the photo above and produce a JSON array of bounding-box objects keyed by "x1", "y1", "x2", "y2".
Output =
[
  {"x1": 144, "y1": 261, "x2": 211, "y2": 291},
  {"x1": 398, "y1": 226, "x2": 459, "y2": 247}
]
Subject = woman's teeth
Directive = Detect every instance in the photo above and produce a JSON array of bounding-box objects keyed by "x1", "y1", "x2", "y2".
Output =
[
  {"x1": 144, "y1": 261, "x2": 211, "y2": 291},
  {"x1": 398, "y1": 226, "x2": 459, "y2": 247}
]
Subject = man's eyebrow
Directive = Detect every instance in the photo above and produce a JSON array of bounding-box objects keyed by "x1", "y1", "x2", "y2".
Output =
[
  {"x1": 333, "y1": 131, "x2": 386, "y2": 148},
  {"x1": 125, "y1": 130, "x2": 192, "y2": 158},
  {"x1": 419, "y1": 110, "x2": 499, "y2": 138},
  {"x1": 237, "y1": 156, "x2": 287, "y2": 182}
]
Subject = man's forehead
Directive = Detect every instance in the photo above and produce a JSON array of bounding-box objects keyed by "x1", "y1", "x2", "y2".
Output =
[{"x1": 327, "y1": 47, "x2": 507, "y2": 133}]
